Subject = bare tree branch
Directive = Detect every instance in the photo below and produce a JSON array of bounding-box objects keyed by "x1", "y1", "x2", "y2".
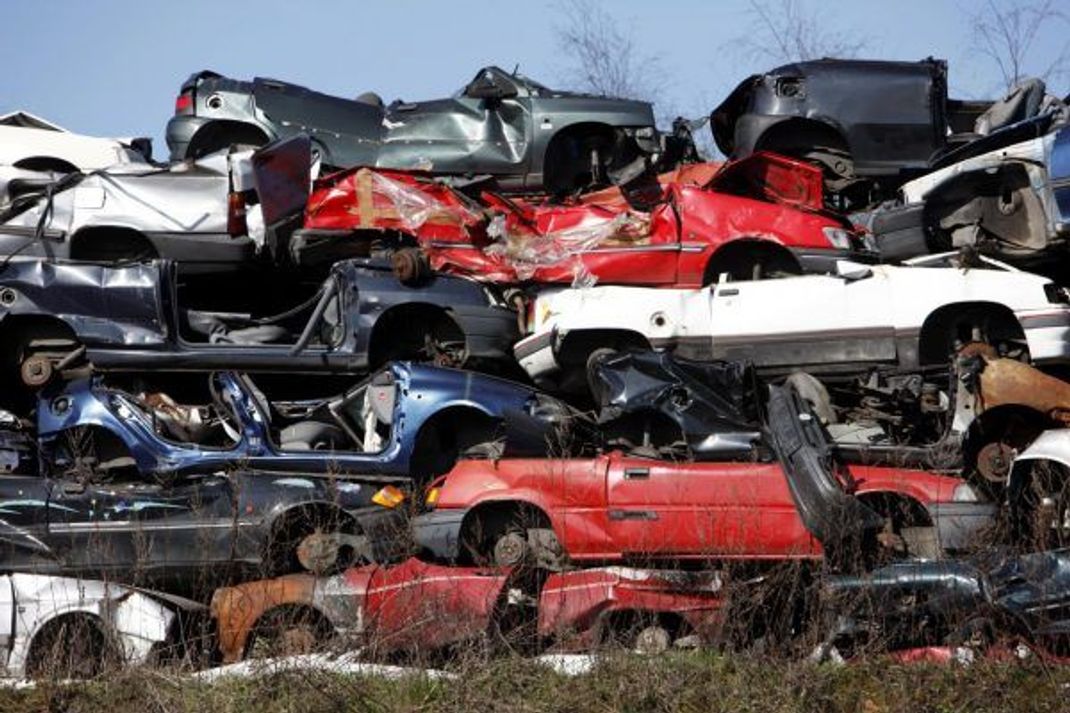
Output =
[
  {"x1": 732, "y1": 0, "x2": 867, "y2": 64},
  {"x1": 969, "y1": 0, "x2": 1070, "y2": 91},
  {"x1": 551, "y1": 0, "x2": 667, "y2": 105}
]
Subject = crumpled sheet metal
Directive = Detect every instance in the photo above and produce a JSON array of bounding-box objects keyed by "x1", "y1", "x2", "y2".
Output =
[
  {"x1": 484, "y1": 205, "x2": 652, "y2": 286},
  {"x1": 305, "y1": 167, "x2": 486, "y2": 240},
  {"x1": 590, "y1": 350, "x2": 763, "y2": 453}
]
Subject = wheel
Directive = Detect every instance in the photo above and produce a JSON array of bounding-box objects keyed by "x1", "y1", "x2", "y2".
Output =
[
  {"x1": 247, "y1": 608, "x2": 327, "y2": 660},
  {"x1": 493, "y1": 529, "x2": 529, "y2": 568},
  {"x1": 585, "y1": 347, "x2": 620, "y2": 405},
  {"x1": 633, "y1": 625, "x2": 673, "y2": 654}
]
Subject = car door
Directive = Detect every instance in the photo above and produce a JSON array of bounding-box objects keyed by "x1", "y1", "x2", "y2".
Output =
[
  {"x1": 604, "y1": 454, "x2": 817, "y2": 558},
  {"x1": 46, "y1": 471, "x2": 238, "y2": 576},
  {"x1": 377, "y1": 70, "x2": 531, "y2": 176},
  {"x1": 707, "y1": 268, "x2": 897, "y2": 371}
]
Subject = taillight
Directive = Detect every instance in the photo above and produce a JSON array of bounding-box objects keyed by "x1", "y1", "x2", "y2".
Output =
[
  {"x1": 227, "y1": 190, "x2": 247, "y2": 238},
  {"x1": 174, "y1": 92, "x2": 194, "y2": 114}
]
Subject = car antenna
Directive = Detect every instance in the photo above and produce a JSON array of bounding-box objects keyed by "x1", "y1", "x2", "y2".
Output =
[{"x1": 512, "y1": 63, "x2": 520, "y2": 76}]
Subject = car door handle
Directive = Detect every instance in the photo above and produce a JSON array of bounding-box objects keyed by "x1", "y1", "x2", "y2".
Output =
[
  {"x1": 608, "y1": 509, "x2": 659, "y2": 521},
  {"x1": 624, "y1": 468, "x2": 649, "y2": 480},
  {"x1": 718, "y1": 288, "x2": 739, "y2": 296}
]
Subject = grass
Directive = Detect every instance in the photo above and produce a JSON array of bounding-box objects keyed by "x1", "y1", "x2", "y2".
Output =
[{"x1": 2, "y1": 652, "x2": 1068, "y2": 713}]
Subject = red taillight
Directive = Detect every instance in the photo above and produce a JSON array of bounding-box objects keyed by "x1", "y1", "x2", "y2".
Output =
[
  {"x1": 227, "y1": 191, "x2": 247, "y2": 237},
  {"x1": 174, "y1": 92, "x2": 193, "y2": 114}
]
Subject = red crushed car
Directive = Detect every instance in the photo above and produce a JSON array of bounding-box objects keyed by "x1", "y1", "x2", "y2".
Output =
[
  {"x1": 211, "y1": 558, "x2": 724, "y2": 661},
  {"x1": 300, "y1": 152, "x2": 871, "y2": 286},
  {"x1": 414, "y1": 385, "x2": 994, "y2": 567}
]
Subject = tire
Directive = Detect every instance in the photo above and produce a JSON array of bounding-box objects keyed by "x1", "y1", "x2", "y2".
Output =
[{"x1": 246, "y1": 608, "x2": 328, "y2": 660}]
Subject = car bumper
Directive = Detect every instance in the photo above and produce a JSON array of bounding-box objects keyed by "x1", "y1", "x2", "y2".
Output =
[
  {"x1": 412, "y1": 509, "x2": 467, "y2": 561},
  {"x1": 514, "y1": 330, "x2": 560, "y2": 380},
  {"x1": 927, "y1": 502, "x2": 998, "y2": 553},
  {"x1": 1019, "y1": 308, "x2": 1070, "y2": 364}
]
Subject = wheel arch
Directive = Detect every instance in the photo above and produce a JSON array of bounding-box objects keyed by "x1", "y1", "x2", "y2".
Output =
[
  {"x1": 68, "y1": 226, "x2": 159, "y2": 262},
  {"x1": 702, "y1": 238, "x2": 802, "y2": 285},
  {"x1": 754, "y1": 117, "x2": 851, "y2": 156},
  {"x1": 12, "y1": 156, "x2": 80, "y2": 174},
  {"x1": 186, "y1": 120, "x2": 271, "y2": 158},
  {"x1": 366, "y1": 302, "x2": 463, "y2": 367},
  {"x1": 556, "y1": 329, "x2": 651, "y2": 366},
  {"x1": 917, "y1": 301, "x2": 1026, "y2": 366},
  {"x1": 22, "y1": 609, "x2": 117, "y2": 675}
]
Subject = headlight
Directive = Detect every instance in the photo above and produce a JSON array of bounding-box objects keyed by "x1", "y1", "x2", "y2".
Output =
[{"x1": 822, "y1": 227, "x2": 854, "y2": 250}]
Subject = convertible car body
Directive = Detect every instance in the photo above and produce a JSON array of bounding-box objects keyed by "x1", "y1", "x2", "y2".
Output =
[
  {"x1": 36, "y1": 363, "x2": 579, "y2": 480},
  {"x1": 167, "y1": 66, "x2": 669, "y2": 194},
  {"x1": 0, "y1": 256, "x2": 517, "y2": 389},
  {"x1": 515, "y1": 253, "x2": 1070, "y2": 386},
  {"x1": 415, "y1": 384, "x2": 993, "y2": 568},
  {"x1": 210, "y1": 558, "x2": 724, "y2": 662},
  {"x1": 0, "y1": 454, "x2": 407, "y2": 588},
  {"x1": 300, "y1": 151, "x2": 868, "y2": 286}
]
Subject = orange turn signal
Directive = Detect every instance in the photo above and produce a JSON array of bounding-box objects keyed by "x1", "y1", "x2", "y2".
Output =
[{"x1": 372, "y1": 485, "x2": 406, "y2": 509}]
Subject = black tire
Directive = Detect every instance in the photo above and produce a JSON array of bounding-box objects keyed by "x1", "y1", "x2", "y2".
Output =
[{"x1": 585, "y1": 347, "x2": 619, "y2": 406}]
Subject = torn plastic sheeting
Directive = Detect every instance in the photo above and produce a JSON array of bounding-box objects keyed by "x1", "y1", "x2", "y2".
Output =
[
  {"x1": 484, "y1": 209, "x2": 651, "y2": 287},
  {"x1": 305, "y1": 168, "x2": 484, "y2": 240}
]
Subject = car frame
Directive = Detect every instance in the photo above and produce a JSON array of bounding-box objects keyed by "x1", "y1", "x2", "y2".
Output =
[
  {"x1": 415, "y1": 384, "x2": 993, "y2": 568},
  {"x1": 514, "y1": 252, "x2": 1070, "y2": 388},
  {"x1": 166, "y1": 66, "x2": 667, "y2": 194},
  {"x1": 210, "y1": 558, "x2": 724, "y2": 662},
  {"x1": 0, "y1": 255, "x2": 518, "y2": 390},
  {"x1": 35, "y1": 363, "x2": 578, "y2": 481},
  {"x1": 0, "y1": 573, "x2": 202, "y2": 679},
  {"x1": 301, "y1": 151, "x2": 871, "y2": 286}
]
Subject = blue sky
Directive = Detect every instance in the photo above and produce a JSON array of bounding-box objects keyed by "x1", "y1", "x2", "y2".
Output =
[{"x1": 1, "y1": 0, "x2": 1066, "y2": 158}]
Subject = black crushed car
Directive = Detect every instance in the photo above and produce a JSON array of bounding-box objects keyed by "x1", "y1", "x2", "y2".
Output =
[
  {"x1": 711, "y1": 57, "x2": 991, "y2": 205},
  {"x1": 166, "y1": 66, "x2": 675, "y2": 194}
]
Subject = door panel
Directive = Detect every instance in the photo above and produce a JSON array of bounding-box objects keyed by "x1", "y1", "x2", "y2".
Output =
[
  {"x1": 606, "y1": 457, "x2": 817, "y2": 558},
  {"x1": 709, "y1": 274, "x2": 896, "y2": 369},
  {"x1": 47, "y1": 474, "x2": 237, "y2": 575}
]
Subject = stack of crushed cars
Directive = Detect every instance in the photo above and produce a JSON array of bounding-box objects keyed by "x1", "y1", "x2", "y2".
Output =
[{"x1": 0, "y1": 60, "x2": 1068, "y2": 679}]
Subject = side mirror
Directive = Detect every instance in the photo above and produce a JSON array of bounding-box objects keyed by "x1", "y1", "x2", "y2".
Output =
[{"x1": 835, "y1": 260, "x2": 872, "y2": 281}]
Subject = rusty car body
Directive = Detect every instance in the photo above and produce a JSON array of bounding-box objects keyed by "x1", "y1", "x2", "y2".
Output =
[{"x1": 210, "y1": 558, "x2": 724, "y2": 662}]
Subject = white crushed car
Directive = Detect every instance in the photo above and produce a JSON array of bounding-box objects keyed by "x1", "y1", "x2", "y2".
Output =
[
  {"x1": 875, "y1": 117, "x2": 1070, "y2": 269},
  {"x1": 515, "y1": 253, "x2": 1070, "y2": 387},
  {"x1": 0, "y1": 573, "x2": 201, "y2": 678}
]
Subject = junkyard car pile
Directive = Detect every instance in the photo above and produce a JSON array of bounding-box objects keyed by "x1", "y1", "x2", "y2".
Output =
[{"x1": 0, "y1": 59, "x2": 1069, "y2": 678}]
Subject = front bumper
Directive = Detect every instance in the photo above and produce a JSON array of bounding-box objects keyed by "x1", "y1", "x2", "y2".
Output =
[
  {"x1": 927, "y1": 502, "x2": 998, "y2": 553},
  {"x1": 412, "y1": 509, "x2": 467, "y2": 561}
]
